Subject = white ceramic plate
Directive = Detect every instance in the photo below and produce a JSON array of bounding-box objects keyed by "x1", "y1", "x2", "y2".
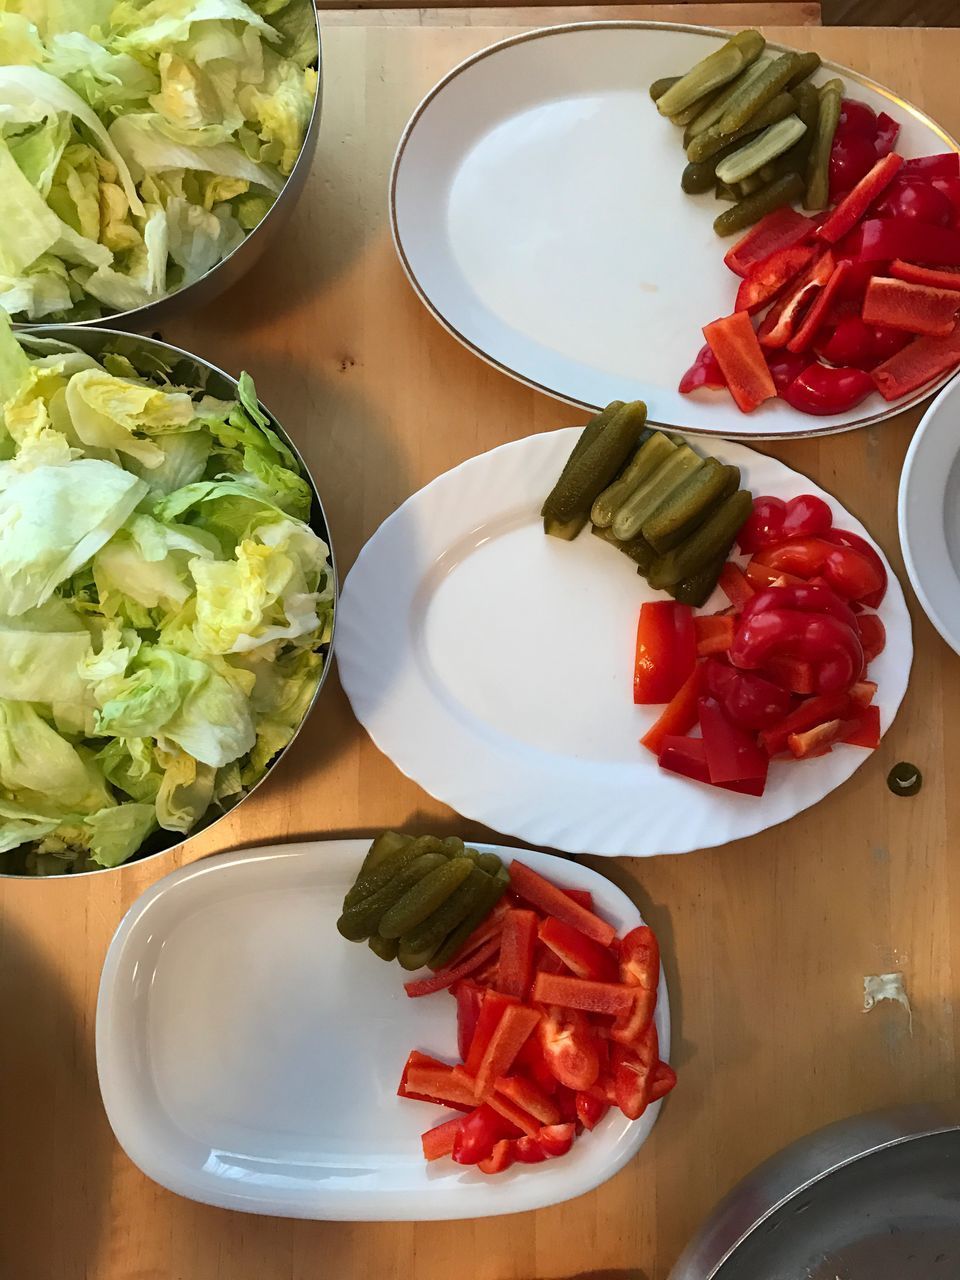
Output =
[
  {"x1": 337, "y1": 429, "x2": 912, "y2": 857},
  {"x1": 96, "y1": 840, "x2": 668, "y2": 1221},
  {"x1": 391, "y1": 22, "x2": 960, "y2": 439},
  {"x1": 899, "y1": 375, "x2": 960, "y2": 654}
]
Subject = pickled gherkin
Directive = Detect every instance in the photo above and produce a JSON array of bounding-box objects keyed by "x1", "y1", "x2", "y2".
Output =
[
  {"x1": 378, "y1": 856, "x2": 475, "y2": 939},
  {"x1": 337, "y1": 851, "x2": 448, "y2": 941},
  {"x1": 683, "y1": 57, "x2": 771, "y2": 143},
  {"x1": 646, "y1": 489, "x2": 753, "y2": 589},
  {"x1": 542, "y1": 400, "x2": 647, "y2": 538},
  {"x1": 358, "y1": 830, "x2": 411, "y2": 876},
  {"x1": 342, "y1": 836, "x2": 443, "y2": 910},
  {"x1": 717, "y1": 51, "x2": 799, "y2": 134},
  {"x1": 650, "y1": 75, "x2": 680, "y2": 102},
  {"x1": 612, "y1": 446, "x2": 702, "y2": 542},
  {"x1": 429, "y1": 866, "x2": 510, "y2": 971},
  {"x1": 541, "y1": 400, "x2": 623, "y2": 525},
  {"x1": 400, "y1": 866, "x2": 494, "y2": 961},
  {"x1": 687, "y1": 91, "x2": 796, "y2": 164},
  {"x1": 669, "y1": 552, "x2": 728, "y2": 607},
  {"x1": 368, "y1": 935, "x2": 399, "y2": 962},
  {"x1": 643, "y1": 461, "x2": 741, "y2": 553},
  {"x1": 657, "y1": 30, "x2": 765, "y2": 118},
  {"x1": 591, "y1": 431, "x2": 675, "y2": 527},
  {"x1": 805, "y1": 78, "x2": 842, "y2": 211},
  {"x1": 715, "y1": 115, "x2": 807, "y2": 186},
  {"x1": 713, "y1": 171, "x2": 805, "y2": 236}
]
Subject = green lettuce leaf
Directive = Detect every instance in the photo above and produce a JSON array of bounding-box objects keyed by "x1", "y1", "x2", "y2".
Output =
[
  {"x1": 0, "y1": 698, "x2": 112, "y2": 813},
  {"x1": 63, "y1": 365, "x2": 195, "y2": 466},
  {"x1": 84, "y1": 802, "x2": 157, "y2": 867}
]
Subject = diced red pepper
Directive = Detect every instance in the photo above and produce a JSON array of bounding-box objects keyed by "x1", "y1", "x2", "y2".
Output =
[
  {"x1": 403, "y1": 934, "x2": 502, "y2": 997},
  {"x1": 514, "y1": 1030, "x2": 559, "y2": 1095},
  {"x1": 781, "y1": 362, "x2": 875, "y2": 415},
  {"x1": 816, "y1": 315, "x2": 910, "y2": 370},
  {"x1": 703, "y1": 312, "x2": 777, "y2": 412},
  {"x1": 752, "y1": 537, "x2": 884, "y2": 603},
  {"x1": 787, "y1": 260, "x2": 855, "y2": 353},
  {"x1": 495, "y1": 1075, "x2": 561, "y2": 1126},
  {"x1": 758, "y1": 250, "x2": 836, "y2": 349},
  {"x1": 718, "y1": 561, "x2": 755, "y2": 609},
  {"x1": 486, "y1": 1090, "x2": 542, "y2": 1138},
  {"x1": 840, "y1": 702, "x2": 881, "y2": 748},
  {"x1": 788, "y1": 718, "x2": 845, "y2": 759},
  {"x1": 873, "y1": 112, "x2": 901, "y2": 158},
  {"x1": 694, "y1": 614, "x2": 736, "y2": 656},
  {"x1": 889, "y1": 259, "x2": 960, "y2": 291},
  {"x1": 766, "y1": 349, "x2": 811, "y2": 395},
  {"x1": 497, "y1": 909, "x2": 538, "y2": 1000},
  {"x1": 452, "y1": 1104, "x2": 516, "y2": 1165},
  {"x1": 822, "y1": 528, "x2": 888, "y2": 608},
  {"x1": 863, "y1": 275, "x2": 960, "y2": 337},
  {"x1": 532, "y1": 972, "x2": 636, "y2": 1018},
  {"x1": 421, "y1": 1115, "x2": 464, "y2": 1161},
  {"x1": 731, "y1": 583, "x2": 864, "y2": 696},
  {"x1": 737, "y1": 496, "x2": 787, "y2": 552},
  {"x1": 633, "y1": 600, "x2": 697, "y2": 705},
  {"x1": 900, "y1": 153, "x2": 960, "y2": 179},
  {"x1": 536, "y1": 1005, "x2": 601, "y2": 1091},
  {"x1": 563, "y1": 888, "x2": 594, "y2": 911},
  {"x1": 704, "y1": 658, "x2": 795, "y2": 731},
  {"x1": 463, "y1": 990, "x2": 519, "y2": 1077},
  {"x1": 858, "y1": 218, "x2": 960, "y2": 265},
  {"x1": 874, "y1": 177, "x2": 955, "y2": 227},
  {"x1": 610, "y1": 925, "x2": 660, "y2": 1046},
  {"x1": 744, "y1": 560, "x2": 803, "y2": 590},
  {"x1": 649, "y1": 1061, "x2": 679, "y2": 1104},
  {"x1": 612, "y1": 1022, "x2": 658, "y2": 1121},
  {"x1": 759, "y1": 691, "x2": 856, "y2": 756},
  {"x1": 398, "y1": 1051, "x2": 477, "y2": 1112},
  {"x1": 473, "y1": 1004, "x2": 541, "y2": 1099},
  {"x1": 849, "y1": 679, "x2": 878, "y2": 707},
  {"x1": 698, "y1": 696, "x2": 770, "y2": 787},
  {"x1": 856, "y1": 612, "x2": 886, "y2": 663},
  {"x1": 819, "y1": 153, "x2": 904, "y2": 245},
  {"x1": 508, "y1": 861, "x2": 616, "y2": 947},
  {"x1": 679, "y1": 342, "x2": 727, "y2": 394},
  {"x1": 657, "y1": 735, "x2": 766, "y2": 796},
  {"x1": 872, "y1": 323, "x2": 960, "y2": 399},
  {"x1": 783, "y1": 494, "x2": 834, "y2": 539},
  {"x1": 443, "y1": 899, "x2": 510, "y2": 969},
  {"x1": 735, "y1": 243, "x2": 817, "y2": 314},
  {"x1": 640, "y1": 662, "x2": 705, "y2": 756},
  {"x1": 477, "y1": 1138, "x2": 514, "y2": 1175},
  {"x1": 512, "y1": 1134, "x2": 548, "y2": 1164},
  {"x1": 539, "y1": 916, "x2": 619, "y2": 982},
  {"x1": 764, "y1": 656, "x2": 817, "y2": 695},
  {"x1": 575, "y1": 1091, "x2": 609, "y2": 1130},
  {"x1": 454, "y1": 980, "x2": 485, "y2": 1061},
  {"x1": 723, "y1": 207, "x2": 817, "y2": 278},
  {"x1": 535, "y1": 1123, "x2": 575, "y2": 1158}
]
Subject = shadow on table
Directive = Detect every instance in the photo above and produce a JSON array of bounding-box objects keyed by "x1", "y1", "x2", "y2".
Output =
[{"x1": 0, "y1": 919, "x2": 111, "y2": 1280}]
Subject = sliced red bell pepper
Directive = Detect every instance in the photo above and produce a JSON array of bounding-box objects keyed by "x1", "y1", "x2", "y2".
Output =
[
  {"x1": 679, "y1": 342, "x2": 727, "y2": 394},
  {"x1": 553, "y1": 1081, "x2": 583, "y2": 1125},
  {"x1": 514, "y1": 1030, "x2": 559, "y2": 1095},
  {"x1": 900, "y1": 153, "x2": 960, "y2": 179},
  {"x1": 723, "y1": 207, "x2": 817, "y2": 278},
  {"x1": 694, "y1": 614, "x2": 736, "y2": 656},
  {"x1": 452, "y1": 1104, "x2": 516, "y2": 1165},
  {"x1": 752, "y1": 537, "x2": 885, "y2": 603},
  {"x1": 766, "y1": 349, "x2": 811, "y2": 395},
  {"x1": 508, "y1": 861, "x2": 616, "y2": 947},
  {"x1": 823, "y1": 528, "x2": 888, "y2": 608},
  {"x1": 473, "y1": 1003, "x2": 541, "y2": 1099},
  {"x1": 759, "y1": 690, "x2": 856, "y2": 756},
  {"x1": 612, "y1": 1022, "x2": 658, "y2": 1121},
  {"x1": 610, "y1": 925, "x2": 660, "y2": 1046},
  {"x1": 403, "y1": 934, "x2": 502, "y2": 997},
  {"x1": 862, "y1": 276, "x2": 960, "y2": 337},
  {"x1": 840, "y1": 702, "x2": 881, "y2": 748},
  {"x1": 539, "y1": 915, "x2": 619, "y2": 982},
  {"x1": 872, "y1": 323, "x2": 960, "y2": 399},
  {"x1": 704, "y1": 658, "x2": 795, "y2": 731},
  {"x1": 787, "y1": 260, "x2": 855, "y2": 353},
  {"x1": 758, "y1": 250, "x2": 836, "y2": 349},
  {"x1": 718, "y1": 561, "x2": 755, "y2": 609},
  {"x1": 398, "y1": 1051, "x2": 477, "y2": 1112},
  {"x1": 563, "y1": 888, "x2": 594, "y2": 911},
  {"x1": 703, "y1": 312, "x2": 777, "y2": 412},
  {"x1": 633, "y1": 600, "x2": 696, "y2": 705},
  {"x1": 657, "y1": 735, "x2": 766, "y2": 796},
  {"x1": 698, "y1": 696, "x2": 769, "y2": 787},
  {"x1": 819, "y1": 153, "x2": 904, "y2": 245},
  {"x1": 485, "y1": 1090, "x2": 541, "y2": 1137},
  {"x1": 443, "y1": 898, "x2": 510, "y2": 969},
  {"x1": 856, "y1": 612, "x2": 886, "y2": 663},
  {"x1": 781, "y1": 362, "x2": 875, "y2": 415},
  {"x1": 575, "y1": 1091, "x2": 609, "y2": 1130},
  {"x1": 640, "y1": 661, "x2": 705, "y2": 756},
  {"x1": 744, "y1": 560, "x2": 803, "y2": 591},
  {"x1": 463, "y1": 990, "x2": 518, "y2": 1077},
  {"x1": 532, "y1": 972, "x2": 636, "y2": 1018},
  {"x1": 421, "y1": 1115, "x2": 464, "y2": 1161},
  {"x1": 454, "y1": 980, "x2": 485, "y2": 1061},
  {"x1": 497, "y1": 908, "x2": 538, "y2": 1000},
  {"x1": 512, "y1": 1134, "x2": 548, "y2": 1164},
  {"x1": 816, "y1": 316, "x2": 910, "y2": 370},
  {"x1": 536, "y1": 1005, "x2": 601, "y2": 1090},
  {"x1": 649, "y1": 1061, "x2": 679, "y2": 1104},
  {"x1": 477, "y1": 1138, "x2": 514, "y2": 1175},
  {"x1": 764, "y1": 656, "x2": 816, "y2": 695},
  {"x1": 873, "y1": 112, "x2": 900, "y2": 158},
  {"x1": 737, "y1": 496, "x2": 786, "y2": 552},
  {"x1": 889, "y1": 259, "x2": 960, "y2": 291},
  {"x1": 495, "y1": 1075, "x2": 561, "y2": 1126},
  {"x1": 858, "y1": 218, "x2": 960, "y2": 265},
  {"x1": 735, "y1": 243, "x2": 817, "y2": 314},
  {"x1": 849, "y1": 679, "x2": 878, "y2": 707},
  {"x1": 535, "y1": 1123, "x2": 575, "y2": 1158},
  {"x1": 788, "y1": 718, "x2": 845, "y2": 759}
]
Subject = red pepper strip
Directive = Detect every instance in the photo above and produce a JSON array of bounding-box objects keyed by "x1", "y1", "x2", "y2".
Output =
[
  {"x1": 649, "y1": 1061, "x2": 678, "y2": 1104},
  {"x1": 452, "y1": 1104, "x2": 517, "y2": 1165},
  {"x1": 495, "y1": 1075, "x2": 562, "y2": 1126},
  {"x1": 858, "y1": 218, "x2": 960, "y2": 265},
  {"x1": 873, "y1": 112, "x2": 900, "y2": 158},
  {"x1": 539, "y1": 916, "x2": 619, "y2": 982},
  {"x1": 444, "y1": 898, "x2": 510, "y2": 969},
  {"x1": 679, "y1": 342, "x2": 727, "y2": 394},
  {"x1": 723, "y1": 207, "x2": 817, "y2": 278},
  {"x1": 703, "y1": 312, "x2": 777, "y2": 412},
  {"x1": 863, "y1": 276, "x2": 960, "y2": 337},
  {"x1": 633, "y1": 600, "x2": 696, "y2": 705},
  {"x1": 640, "y1": 662, "x2": 706, "y2": 756},
  {"x1": 421, "y1": 1115, "x2": 464, "y2": 1161},
  {"x1": 730, "y1": 585, "x2": 864, "y2": 696},
  {"x1": 718, "y1": 562, "x2": 755, "y2": 609},
  {"x1": 698, "y1": 697, "x2": 770, "y2": 787},
  {"x1": 514, "y1": 1030, "x2": 559, "y2": 1095},
  {"x1": 454, "y1": 980, "x2": 485, "y2": 1061},
  {"x1": 463, "y1": 989, "x2": 519, "y2": 1077},
  {"x1": 576, "y1": 1091, "x2": 609, "y2": 1130},
  {"x1": 536, "y1": 1123, "x2": 575, "y2": 1157},
  {"x1": 404, "y1": 1065, "x2": 479, "y2": 1110},
  {"x1": 485, "y1": 1091, "x2": 542, "y2": 1138},
  {"x1": 739, "y1": 582, "x2": 859, "y2": 630},
  {"x1": 759, "y1": 691, "x2": 856, "y2": 756},
  {"x1": 850, "y1": 679, "x2": 878, "y2": 707},
  {"x1": 511, "y1": 1135, "x2": 547, "y2": 1164},
  {"x1": 610, "y1": 926, "x2": 660, "y2": 1046},
  {"x1": 856, "y1": 612, "x2": 886, "y2": 663},
  {"x1": 758, "y1": 250, "x2": 836, "y2": 349},
  {"x1": 787, "y1": 261, "x2": 854, "y2": 353},
  {"x1": 611, "y1": 1022, "x2": 659, "y2": 1121},
  {"x1": 781, "y1": 362, "x2": 875, "y2": 415},
  {"x1": 872, "y1": 323, "x2": 960, "y2": 399},
  {"x1": 744, "y1": 561, "x2": 803, "y2": 591},
  {"x1": 404, "y1": 934, "x2": 502, "y2": 997},
  {"x1": 819, "y1": 153, "x2": 904, "y2": 245},
  {"x1": 735, "y1": 243, "x2": 817, "y2": 314},
  {"x1": 584, "y1": 1073, "x2": 618, "y2": 1107},
  {"x1": 704, "y1": 658, "x2": 794, "y2": 731},
  {"x1": 900, "y1": 153, "x2": 960, "y2": 178},
  {"x1": 508, "y1": 861, "x2": 616, "y2": 947},
  {"x1": 840, "y1": 702, "x2": 881, "y2": 748},
  {"x1": 563, "y1": 888, "x2": 594, "y2": 911},
  {"x1": 765, "y1": 657, "x2": 816, "y2": 695},
  {"x1": 398, "y1": 1052, "x2": 477, "y2": 1112},
  {"x1": 473, "y1": 1004, "x2": 542, "y2": 1100},
  {"x1": 497, "y1": 908, "x2": 538, "y2": 999},
  {"x1": 477, "y1": 1138, "x2": 514, "y2": 1175},
  {"x1": 657, "y1": 735, "x2": 765, "y2": 796},
  {"x1": 788, "y1": 719, "x2": 844, "y2": 759},
  {"x1": 536, "y1": 1006, "x2": 601, "y2": 1090},
  {"x1": 532, "y1": 972, "x2": 636, "y2": 1017},
  {"x1": 694, "y1": 614, "x2": 736, "y2": 655},
  {"x1": 889, "y1": 260, "x2": 960, "y2": 292},
  {"x1": 819, "y1": 528, "x2": 887, "y2": 610}
]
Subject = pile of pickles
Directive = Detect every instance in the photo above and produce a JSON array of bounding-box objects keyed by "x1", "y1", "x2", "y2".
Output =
[
  {"x1": 337, "y1": 832, "x2": 508, "y2": 970},
  {"x1": 542, "y1": 401, "x2": 751, "y2": 606},
  {"x1": 652, "y1": 29, "x2": 843, "y2": 234}
]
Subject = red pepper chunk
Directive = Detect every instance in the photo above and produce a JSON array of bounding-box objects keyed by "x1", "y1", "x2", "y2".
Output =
[
  {"x1": 856, "y1": 612, "x2": 886, "y2": 663},
  {"x1": 901, "y1": 153, "x2": 960, "y2": 179},
  {"x1": 703, "y1": 312, "x2": 776, "y2": 413},
  {"x1": 819, "y1": 153, "x2": 904, "y2": 245},
  {"x1": 718, "y1": 562, "x2": 755, "y2": 609},
  {"x1": 657, "y1": 735, "x2": 765, "y2": 796},
  {"x1": 454, "y1": 979, "x2": 485, "y2": 1061},
  {"x1": 477, "y1": 1138, "x2": 514, "y2": 1175},
  {"x1": 421, "y1": 1115, "x2": 464, "y2": 1161},
  {"x1": 872, "y1": 324, "x2": 960, "y2": 399},
  {"x1": 694, "y1": 614, "x2": 736, "y2": 656},
  {"x1": 640, "y1": 662, "x2": 705, "y2": 756},
  {"x1": 649, "y1": 1061, "x2": 678, "y2": 1103},
  {"x1": 788, "y1": 718, "x2": 845, "y2": 759},
  {"x1": 486, "y1": 1090, "x2": 541, "y2": 1137},
  {"x1": 610, "y1": 926, "x2": 660, "y2": 1046},
  {"x1": 758, "y1": 250, "x2": 836, "y2": 349},
  {"x1": 781, "y1": 362, "x2": 875, "y2": 415},
  {"x1": 494, "y1": 1075, "x2": 561, "y2": 1126},
  {"x1": 497, "y1": 909, "x2": 538, "y2": 1000},
  {"x1": 452, "y1": 1104, "x2": 516, "y2": 1165},
  {"x1": 536, "y1": 1006, "x2": 601, "y2": 1091},
  {"x1": 759, "y1": 690, "x2": 857, "y2": 756},
  {"x1": 403, "y1": 934, "x2": 503, "y2": 997},
  {"x1": 730, "y1": 584, "x2": 864, "y2": 696},
  {"x1": 633, "y1": 601, "x2": 696, "y2": 705},
  {"x1": 889, "y1": 260, "x2": 960, "y2": 292},
  {"x1": 575, "y1": 1091, "x2": 609, "y2": 1131},
  {"x1": 398, "y1": 1051, "x2": 477, "y2": 1112},
  {"x1": 612, "y1": 1022, "x2": 659, "y2": 1121},
  {"x1": 698, "y1": 697, "x2": 770, "y2": 787},
  {"x1": 473, "y1": 1004, "x2": 541, "y2": 1100},
  {"x1": 532, "y1": 972, "x2": 636, "y2": 1018},
  {"x1": 863, "y1": 276, "x2": 960, "y2": 337},
  {"x1": 723, "y1": 207, "x2": 817, "y2": 277},
  {"x1": 508, "y1": 861, "x2": 616, "y2": 947},
  {"x1": 736, "y1": 496, "x2": 787, "y2": 552},
  {"x1": 539, "y1": 916, "x2": 619, "y2": 982},
  {"x1": 463, "y1": 990, "x2": 518, "y2": 1077},
  {"x1": 787, "y1": 260, "x2": 855, "y2": 353},
  {"x1": 703, "y1": 658, "x2": 794, "y2": 731},
  {"x1": 735, "y1": 243, "x2": 817, "y2": 314},
  {"x1": 679, "y1": 342, "x2": 727, "y2": 394},
  {"x1": 858, "y1": 218, "x2": 960, "y2": 265},
  {"x1": 841, "y1": 702, "x2": 881, "y2": 748},
  {"x1": 563, "y1": 888, "x2": 594, "y2": 911}
]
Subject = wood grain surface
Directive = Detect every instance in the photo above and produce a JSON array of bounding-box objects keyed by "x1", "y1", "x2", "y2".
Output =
[
  {"x1": 317, "y1": 4, "x2": 820, "y2": 24},
  {"x1": 1, "y1": 19, "x2": 958, "y2": 1280}
]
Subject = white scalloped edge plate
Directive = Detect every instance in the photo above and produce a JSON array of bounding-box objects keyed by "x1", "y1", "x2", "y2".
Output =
[
  {"x1": 337, "y1": 429, "x2": 912, "y2": 857},
  {"x1": 96, "y1": 840, "x2": 668, "y2": 1220}
]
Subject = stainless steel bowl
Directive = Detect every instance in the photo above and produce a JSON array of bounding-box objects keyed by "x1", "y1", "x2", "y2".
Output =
[
  {"x1": 2, "y1": 327, "x2": 337, "y2": 878},
  {"x1": 670, "y1": 1104, "x2": 960, "y2": 1280},
  {"x1": 19, "y1": 3, "x2": 322, "y2": 334}
]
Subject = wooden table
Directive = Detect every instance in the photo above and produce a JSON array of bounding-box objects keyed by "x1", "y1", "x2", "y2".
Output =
[{"x1": 3, "y1": 19, "x2": 959, "y2": 1280}]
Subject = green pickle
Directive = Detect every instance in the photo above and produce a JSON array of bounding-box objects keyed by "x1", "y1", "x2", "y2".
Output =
[
  {"x1": 401, "y1": 866, "x2": 493, "y2": 959},
  {"x1": 368, "y1": 935, "x2": 399, "y2": 962},
  {"x1": 336, "y1": 851, "x2": 448, "y2": 940},
  {"x1": 647, "y1": 489, "x2": 753, "y2": 588},
  {"x1": 805, "y1": 79, "x2": 842, "y2": 211},
  {"x1": 643, "y1": 461, "x2": 740, "y2": 553},
  {"x1": 715, "y1": 115, "x2": 807, "y2": 186},
  {"x1": 717, "y1": 51, "x2": 799, "y2": 134},
  {"x1": 474, "y1": 851, "x2": 502, "y2": 876},
  {"x1": 377, "y1": 856, "x2": 475, "y2": 939},
  {"x1": 342, "y1": 837, "x2": 441, "y2": 910},
  {"x1": 611, "y1": 446, "x2": 702, "y2": 542},
  {"x1": 541, "y1": 400, "x2": 624, "y2": 527},
  {"x1": 398, "y1": 937, "x2": 442, "y2": 971},
  {"x1": 687, "y1": 91, "x2": 795, "y2": 164},
  {"x1": 429, "y1": 867, "x2": 510, "y2": 971},
  {"x1": 669, "y1": 552, "x2": 728, "y2": 607},
  {"x1": 358, "y1": 830, "x2": 411, "y2": 876},
  {"x1": 591, "y1": 432, "x2": 675, "y2": 527},
  {"x1": 650, "y1": 75, "x2": 680, "y2": 102},
  {"x1": 657, "y1": 30, "x2": 765, "y2": 118},
  {"x1": 542, "y1": 400, "x2": 647, "y2": 538},
  {"x1": 683, "y1": 57, "x2": 771, "y2": 143},
  {"x1": 713, "y1": 171, "x2": 805, "y2": 236},
  {"x1": 785, "y1": 51, "x2": 821, "y2": 90}
]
